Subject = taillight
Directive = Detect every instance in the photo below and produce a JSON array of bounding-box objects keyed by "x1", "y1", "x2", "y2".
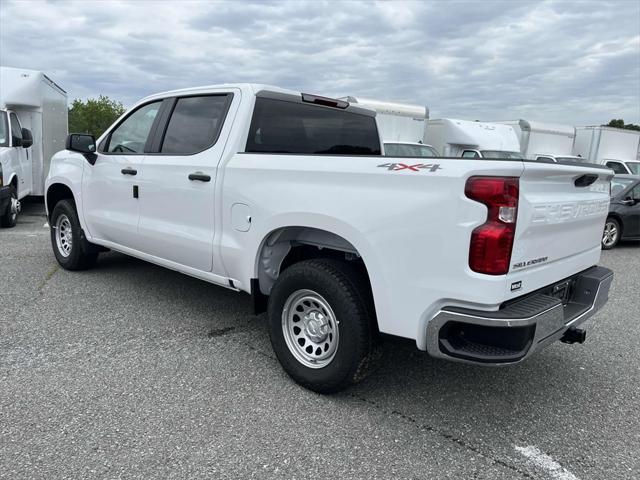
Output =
[{"x1": 465, "y1": 176, "x2": 519, "y2": 275}]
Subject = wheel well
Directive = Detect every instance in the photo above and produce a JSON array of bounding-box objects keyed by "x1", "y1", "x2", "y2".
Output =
[
  {"x1": 255, "y1": 227, "x2": 373, "y2": 299},
  {"x1": 46, "y1": 184, "x2": 75, "y2": 219},
  {"x1": 607, "y1": 214, "x2": 624, "y2": 235}
]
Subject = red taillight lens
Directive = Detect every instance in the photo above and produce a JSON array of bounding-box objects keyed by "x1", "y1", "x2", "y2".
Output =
[{"x1": 465, "y1": 176, "x2": 519, "y2": 275}]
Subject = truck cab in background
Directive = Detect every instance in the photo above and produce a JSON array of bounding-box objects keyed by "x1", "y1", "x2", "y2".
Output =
[
  {"x1": 533, "y1": 154, "x2": 586, "y2": 164},
  {"x1": 0, "y1": 108, "x2": 33, "y2": 227},
  {"x1": 604, "y1": 159, "x2": 640, "y2": 176},
  {"x1": 0, "y1": 67, "x2": 68, "y2": 227}
]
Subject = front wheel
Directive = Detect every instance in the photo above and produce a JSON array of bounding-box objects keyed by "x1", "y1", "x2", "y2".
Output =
[
  {"x1": 267, "y1": 259, "x2": 379, "y2": 393},
  {"x1": 602, "y1": 217, "x2": 620, "y2": 250},
  {"x1": 0, "y1": 185, "x2": 19, "y2": 228},
  {"x1": 50, "y1": 200, "x2": 99, "y2": 270}
]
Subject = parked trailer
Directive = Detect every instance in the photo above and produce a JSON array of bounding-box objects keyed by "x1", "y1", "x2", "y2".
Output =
[
  {"x1": 573, "y1": 126, "x2": 640, "y2": 163},
  {"x1": 499, "y1": 119, "x2": 575, "y2": 159},
  {"x1": 425, "y1": 118, "x2": 522, "y2": 158},
  {"x1": 340, "y1": 97, "x2": 428, "y2": 144},
  {"x1": 0, "y1": 67, "x2": 67, "y2": 200}
]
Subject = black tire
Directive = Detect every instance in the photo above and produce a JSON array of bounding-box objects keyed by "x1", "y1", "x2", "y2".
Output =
[
  {"x1": 602, "y1": 217, "x2": 620, "y2": 250},
  {"x1": 0, "y1": 185, "x2": 18, "y2": 228},
  {"x1": 50, "y1": 199, "x2": 99, "y2": 270},
  {"x1": 268, "y1": 258, "x2": 379, "y2": 393}
]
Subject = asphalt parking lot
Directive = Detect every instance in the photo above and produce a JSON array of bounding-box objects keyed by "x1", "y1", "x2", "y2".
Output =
[{"x1": 1, "y1": 201, "x2": 639, "y2": 480}]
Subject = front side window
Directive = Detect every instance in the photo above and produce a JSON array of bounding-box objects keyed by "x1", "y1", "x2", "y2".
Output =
[
  {"x1": 246, "y1": 97, "x2": 380, "y2": 155},
  {"x1": 536, "y1": 156, "x2": 555, "y2": 163},
  {"x1": 462, "y1": 150, "x2": 480, "y2": 158},
  {"x1": 105, "y1": 101, "x2": 161, "y2": 153},
  {"x1": 9, "y1": 113, "x2": 22, "y2": 146},
  {"x1": 161, "y1": 95, "x2": 231, "y2": 155},
  {"x1": 0, "y1": 111, "x2": 8, "y2": 147}
]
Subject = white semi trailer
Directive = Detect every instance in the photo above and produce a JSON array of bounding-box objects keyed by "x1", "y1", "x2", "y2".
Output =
[
  {"x1": 573, "y1": 126, "x2": 640, "y2": 174},
  {"x1": 499, "y1": 119, "x2": 577, "y2": 159},
  {"x1": 425, "y1": 118, "x2": 522, "y2": 159},
  {"x1": 0, "y1": 67, "x2": 67, "y2": 205}
]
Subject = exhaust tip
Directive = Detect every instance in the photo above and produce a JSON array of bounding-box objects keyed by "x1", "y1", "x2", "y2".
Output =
[{"x1": 560, "y1": 327, "x2": 586, "y2": 344}]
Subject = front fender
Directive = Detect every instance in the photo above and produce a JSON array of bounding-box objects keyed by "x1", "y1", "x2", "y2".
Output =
[{"x1": 45, "y1": 150, "x2": 87, "y2": 231}]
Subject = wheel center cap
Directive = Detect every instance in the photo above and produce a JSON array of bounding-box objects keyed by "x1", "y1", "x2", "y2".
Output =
[{"x1": 304, "y1": 311, "x2": 329, "y2": 343}]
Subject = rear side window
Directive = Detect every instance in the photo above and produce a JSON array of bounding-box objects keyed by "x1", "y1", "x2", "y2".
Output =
[
  {"x1": 161, "y1": 95, "x2": 231, "y2": 154},
  {"x1": 246, "y1": 97, "x2": 381, "y2": 155},
  {"x1": 606, "y1": 161, "x2": 628, "y2": 174}
]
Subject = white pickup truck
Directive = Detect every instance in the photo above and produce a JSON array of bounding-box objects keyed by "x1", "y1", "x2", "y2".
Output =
[{"x1": 45, "y1": 84, "x2": 614, "y2": 393}]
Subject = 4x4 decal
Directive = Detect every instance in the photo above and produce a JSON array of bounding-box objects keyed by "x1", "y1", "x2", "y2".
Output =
[{"x1": 377, "y1": 163, "x2": 442, "y2": 172}]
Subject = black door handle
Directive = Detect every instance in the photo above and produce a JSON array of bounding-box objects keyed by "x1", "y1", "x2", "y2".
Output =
[
  {"x1": 188, "y1": 172, "x2": 211, "y2": 182},
  {"x1": 121, "y1": 168, "x2": 137, "y2": 176}
]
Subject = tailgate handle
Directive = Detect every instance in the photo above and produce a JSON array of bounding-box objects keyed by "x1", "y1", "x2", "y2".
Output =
[{"x1": 574, "y1": 174, "x2": 598, "y2": 187}]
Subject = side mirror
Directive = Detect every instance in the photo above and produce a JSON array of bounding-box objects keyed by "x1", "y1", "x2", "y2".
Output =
[
  {"x1": 622, "y1": 196, "x2": 638, "y2": 206},
  {"x1": 66, "y1": 133, "x2": 97, "y2": 165},
  {"x1": 21, "y1": 128, "x2": 33, "y2": 148},
  {"x1": 66, "y1": 133, "x2": 96, "y2": 154}
]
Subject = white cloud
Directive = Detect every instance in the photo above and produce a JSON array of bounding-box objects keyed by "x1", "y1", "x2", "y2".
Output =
[{"x1": 0, "y1": 0, "x2": 638, "y2": 125}]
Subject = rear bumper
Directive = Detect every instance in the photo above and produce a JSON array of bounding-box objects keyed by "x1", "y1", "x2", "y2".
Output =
[
  {"x1": 425, "y1": 266, "x2": 613, "y2": 364},
  {"x1": 0, "y1": 184, "x2": 11, "y2": 216}
]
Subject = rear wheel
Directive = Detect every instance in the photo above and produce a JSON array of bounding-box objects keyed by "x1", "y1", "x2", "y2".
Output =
[
  {"x1": 0, "y1": 185, "x2": 19, "y2": 228},
  {"x1": 268, "y1": 259, "x2": 379, "y2": 393},
  {"x1": 50, "y1": 200, "x2": 99, "y2": 270},
  {"x1": 602, "y1": 217, "x2": 620, "y2": 250}
]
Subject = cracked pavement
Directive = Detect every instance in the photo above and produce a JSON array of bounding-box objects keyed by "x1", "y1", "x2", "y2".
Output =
[{"x1": 1, "y1": 201, "x2": 639, "y2": 479}]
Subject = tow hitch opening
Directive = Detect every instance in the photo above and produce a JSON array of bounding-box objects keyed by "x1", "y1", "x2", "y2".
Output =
[{"x1": 560, "y1": 327, "x2": 586, "y2": 344}]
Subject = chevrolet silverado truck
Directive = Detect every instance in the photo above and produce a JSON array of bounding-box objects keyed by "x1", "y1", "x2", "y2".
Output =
[{"x1": 45, "y1": 84, "x2": 614, "y2": 393}]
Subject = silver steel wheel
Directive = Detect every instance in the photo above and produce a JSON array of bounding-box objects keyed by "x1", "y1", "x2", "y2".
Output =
[
  {"x1": 602, "y1": 221, "x2": 618, "y2": 248},
  {"x1": 55, "y1": 214, "x2": 73, "y2": 257},
  {"x1": 281, "y1": 289, "x2": 339, "y2": 369}
]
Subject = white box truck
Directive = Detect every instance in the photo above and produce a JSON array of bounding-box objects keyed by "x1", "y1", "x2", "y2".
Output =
[
  {"x1": 573, "y1": 126, "x2": 640, "y2": 174},
  {"x1": 498, "y1": 119, "x2": 583, "y2": 163},
  {"x1": 339, "y1": 97, "x2": 438, "y2": 157},
  {"x1": 425, "y1": 118, "x2": 523, "y2": 159},
  {"x1": 0, "y1": 66, "x2": 67, "y2": 227}
]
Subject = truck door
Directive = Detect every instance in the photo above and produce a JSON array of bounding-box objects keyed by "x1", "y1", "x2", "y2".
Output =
[
  {"x1": 623, "y1": 184, "x2": 640, "y2": 238},
  {"x1": 137, "y1": 92, "x2": 236, "y2": 272},
  {"x1": 8, "y1": 112, "x2": 31, "y2": 197},
  {"x1": 82, "y1": 100, "x2": 163, "y2": 248}
]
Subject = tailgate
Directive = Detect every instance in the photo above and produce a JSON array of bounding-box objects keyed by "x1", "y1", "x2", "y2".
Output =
[{"x1": 510, "y1": 162, "x2": 611, "y2": 277}]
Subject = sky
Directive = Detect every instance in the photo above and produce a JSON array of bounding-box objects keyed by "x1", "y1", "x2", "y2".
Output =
[{"x1": 1, "y1": 0, "x2": 639, "y2": 125}]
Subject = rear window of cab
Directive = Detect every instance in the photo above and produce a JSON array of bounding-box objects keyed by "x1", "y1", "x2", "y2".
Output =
[{"x1": 246, "y1": 97, "x2": 381, "y2": 155}]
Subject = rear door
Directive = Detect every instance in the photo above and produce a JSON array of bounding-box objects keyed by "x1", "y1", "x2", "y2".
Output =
[
  {"x1": 137, "y1": 91, "x2": 237, "y2": 271},
  {"x1": 510, "y1": 162, "x2": 611, "y2": 279},
  {"x1": 622, "y1": 183, "x2": 640, "y2": 237}
]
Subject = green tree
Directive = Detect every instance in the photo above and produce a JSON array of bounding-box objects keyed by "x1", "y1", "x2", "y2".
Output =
[
  {"x1": 68, "y1": 95, "x2": 126, "y2": 138},
  {"x1": 604, "y1": 119, "x2": 640, "y2": 131}
]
